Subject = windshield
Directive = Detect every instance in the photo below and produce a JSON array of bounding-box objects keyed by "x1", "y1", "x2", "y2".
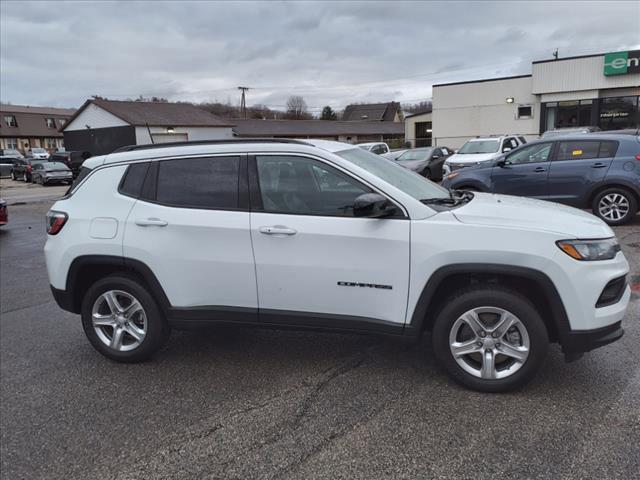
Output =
[
  {"x1": 458, "y1": 140, "x2": 499, "y2": 154},
  {"x1": 398, "y1": 148, "x2": 432, "y2": 161},
  {"x1": 335, "y1": 148, "x2": 449, "y2": 200},
  {"x1": 32, "y1": 148, "x2": 47, "y2": 153}
]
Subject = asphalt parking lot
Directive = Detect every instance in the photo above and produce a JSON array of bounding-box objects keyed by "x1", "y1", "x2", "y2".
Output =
[{"x1": 1, "y1": 199, "x2": 639, "y2": 480}]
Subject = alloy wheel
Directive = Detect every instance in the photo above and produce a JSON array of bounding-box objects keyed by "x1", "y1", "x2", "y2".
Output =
[
  {"x1": 91, "y1": 290, "x2": 147, "y2": 352},
  {"x1": 598, "y1": 193, "x2": 630, "y2": 222},
  {"x1": 449, "y1": 306, "x2": 530, "y2": 379}
]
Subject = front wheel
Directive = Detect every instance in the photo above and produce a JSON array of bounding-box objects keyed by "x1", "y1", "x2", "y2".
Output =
[
  {"x1": 81, "y1": 275, "x2": 170, "y2": 362},
  {"x1": 432, "y1": 286, "x2": 548, "y2": 392},
  {"x1": 592, "y1": 188, "x2": 638, "y2": 226}
]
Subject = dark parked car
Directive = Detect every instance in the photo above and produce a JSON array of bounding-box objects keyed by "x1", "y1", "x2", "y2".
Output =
[
  {"x1": 395, "y1": 146, "x2": 452, "y2": 180},
  {"x1": 0, "y1": 197, "x2": 7, "y2": 227},
  {"x1": 0, "y1": 156, "x2": 22, "y2": 178},
  {"x1": 10, "y1": 158, "x2": 48, "y2": 182},
  {"x1": 31, "y1": 162, "x2": 73, "y2": 185},
  {"x1": 50, "y1": 151, "x2": 91, "y2": 177},
  {"x1": 442, "y1": 134, "x2": 640, "y2": 225}
]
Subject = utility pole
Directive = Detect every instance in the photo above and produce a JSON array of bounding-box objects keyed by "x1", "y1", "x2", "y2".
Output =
[
  {"x1": 238, "y1": 86, "x2": 250, "y2": 118},
  {"x1": 553, "y1": 48, "x2": 558, "y2": 60}
]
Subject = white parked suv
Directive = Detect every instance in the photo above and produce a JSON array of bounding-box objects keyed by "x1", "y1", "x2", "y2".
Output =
[
  {"x1": 44, "y1": 139, "x2": 631, "y2": 392},
  {"x1": 442, "y1": 135, "x2": 526, "y2": 175}
]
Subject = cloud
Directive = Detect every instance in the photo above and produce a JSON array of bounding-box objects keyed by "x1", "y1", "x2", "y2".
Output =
[{"x1": 1, "y1": 0, "x2": 638, "y2": 111}]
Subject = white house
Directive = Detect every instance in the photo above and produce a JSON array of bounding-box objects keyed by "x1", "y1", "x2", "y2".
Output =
[{"x1": 62, "y1": 99, "x2": 234, "y2": 155}]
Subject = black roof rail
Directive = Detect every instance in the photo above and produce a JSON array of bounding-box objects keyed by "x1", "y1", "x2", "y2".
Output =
[{"x1": 111, "y1": 138, "x2": 312, "y2": 154}]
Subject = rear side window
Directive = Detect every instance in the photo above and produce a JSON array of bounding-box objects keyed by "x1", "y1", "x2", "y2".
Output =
[
  {"x1": 155, "y1": 156, "x2": 240, "y2": 209},
  {"x1": 556, "y1": 141, "x2": 600, "y2": 161},
  {"x1": 119, "y1": 162, "x2": 150, "y2": 198},
  {"x1": 598, "y1": 141, "x2": 619, "y2": 158}
]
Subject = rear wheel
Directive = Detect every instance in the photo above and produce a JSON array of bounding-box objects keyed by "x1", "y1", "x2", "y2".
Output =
[
  {"x1": 432, "y1": 286, "x2": 548, "y2": 392},
  {"x1": 592, "y1": 188, "x2": 637, "y2": 226},
  {"x1": 81, "y1": 275, "x2": 170, "y2": 362},
  {"x1": 22, "y1": 172, "x2": 28, "y2": 182}
]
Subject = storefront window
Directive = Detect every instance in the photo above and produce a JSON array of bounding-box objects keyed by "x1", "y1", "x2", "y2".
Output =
[
  {"x1": 598, "y1": 96, "x2": 639, "y2": 130},
  {"x1": 542, "y1": 99, "x2": 595, "y2": 131}
]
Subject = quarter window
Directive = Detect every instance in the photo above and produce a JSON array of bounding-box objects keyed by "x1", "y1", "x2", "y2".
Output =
[
  {"x1": 556, "y1": 141, "x2": 600, "y2": 161},
  {"x1": 156, "y1": 157, "x2": 240, "y2": 209},
  {"x1": 119, "y1": 163, "x2": 150, "y2": 198},
  {"x1": 506, "y1": 143, "x2": 552, "y2": 165},
  {"x1": 256, "y1": 155, "x2": 370, "y2": 216}
]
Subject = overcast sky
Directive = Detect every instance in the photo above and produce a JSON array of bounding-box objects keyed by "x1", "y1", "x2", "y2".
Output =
[{"x1": 1, "y1": 1, "x2": 639, "y2": 112}]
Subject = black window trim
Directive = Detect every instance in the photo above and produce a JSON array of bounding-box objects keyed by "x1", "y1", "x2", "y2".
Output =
[
  {"x1": 552, "y1": 139, "x2": 618, "y2": 162},
  {"x1": 248, "y1": 152, "x2": 409, "y2": 219},
  {"x1": 133, "y1": 154, "x2": 250, "y2": 212}
]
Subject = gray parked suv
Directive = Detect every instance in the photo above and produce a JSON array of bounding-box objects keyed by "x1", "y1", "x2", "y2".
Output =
[{"x1": 442, "y1": 134, "x2": 640, "y2": 225}]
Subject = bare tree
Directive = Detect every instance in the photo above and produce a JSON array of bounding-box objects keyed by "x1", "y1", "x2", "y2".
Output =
[{"x1": 285, "y1": 95, "x2": 311, "y2": 119}]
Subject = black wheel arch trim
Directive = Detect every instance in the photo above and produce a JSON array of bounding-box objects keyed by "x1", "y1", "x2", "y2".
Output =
[
  {"x1": 405, "y1": 263, "x2": 572, "y2": 341},
  {"x1": 586, "y1": 180, "x2": 640, "y2": 205}
]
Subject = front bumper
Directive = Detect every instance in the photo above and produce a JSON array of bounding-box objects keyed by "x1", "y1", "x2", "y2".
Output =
[{"x1": 561, "y1": 321, "x2": 624, "y2": 356}]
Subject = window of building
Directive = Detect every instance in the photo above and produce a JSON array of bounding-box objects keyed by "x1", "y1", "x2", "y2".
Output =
[
  {"x1": 543, "y1": 99, "x2": 595, "y2": 131},
  {"x1": 156, "y1": 156, "x2": 240, "y2": 209},
  {"x1": 4, "y1": 115, "x2": 17, "y2": 127},
  {"x1": 45, "y1": 118, "x2": 56, "y2": 128},
  {"x1": 517, "y1": 105, "x2": 533, "y2": 119},
  {"x1": 6, "y1": 138, "x2": 18, "y2": 149},
  {"x1": 415, "y1": 121, "x2": 432, "y2": 147},
  {"x1": 45, "y1": 138, "x2": 57, "y2": 149},
  {"x1": 58, "y1": 119, "x2": 66, "y2": 127},
  {"x1": 598, "y1": 96, "x2": 639, "y2": 131},
  {"x1": 256, "y1": 155, "x2": 370, "y2": 216}
]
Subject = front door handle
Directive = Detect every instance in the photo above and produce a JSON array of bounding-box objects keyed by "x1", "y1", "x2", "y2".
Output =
[
  {"x1": 259, "y1": 225, "x2": 297, "y2": 236},
  {"x1": 135, "y1": 217, "x2": 168, "y2": 227},
  {"x1": 591, "y1": 163, "x2": 607, "y2": 169},
  {"x1": 533, "y1": 167, "x2": 547, "y2": 173}
]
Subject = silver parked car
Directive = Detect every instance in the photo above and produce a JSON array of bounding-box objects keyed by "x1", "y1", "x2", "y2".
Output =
[{"x1": 31, "y1": 161, "x2": 73, "y2": 185}]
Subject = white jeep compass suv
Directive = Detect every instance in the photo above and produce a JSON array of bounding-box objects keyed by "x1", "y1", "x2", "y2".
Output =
[{"x1": 44, "y1": 139, "x2": 631, "y2": 392}]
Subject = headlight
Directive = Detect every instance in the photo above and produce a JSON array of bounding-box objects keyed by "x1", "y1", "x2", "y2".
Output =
[{"x1": 556, "y1": 238, "x2": 620, "y2": 261}]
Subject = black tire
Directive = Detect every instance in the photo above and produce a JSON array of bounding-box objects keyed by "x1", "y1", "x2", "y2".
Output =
[
  {"x1": 11, "y1": 171, "x2": 16, "y2": 181},
  {"x1": 423, "y1": 168, "x2": 432, "y2": 180},
  {"x1": 432, "y1": 285, "x2": 548, "y2": 393},
  {"x1": 22, "y1": 172, "x2": 28, "y2": 182},
  {"x1": 592, "y1": 187, "x2": 638, "y2": 226},
  {"x1": 81, "y1": 275, "x2": 170, "y2": 362}
]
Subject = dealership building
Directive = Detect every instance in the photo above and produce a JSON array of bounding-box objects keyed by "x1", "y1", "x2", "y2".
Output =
[{"x1": 431, "y1": 50, "x2": 640, "y2": 148}]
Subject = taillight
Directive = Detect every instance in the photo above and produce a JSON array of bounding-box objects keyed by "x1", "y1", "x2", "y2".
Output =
[
  {"x1": 27, "y1": 165, "x2": 33, "y2": 172},
  {"x1": 635, "y1": 154, "x2": 640, "y2": 161},
  {"x1": 46, "y1": 210, "x2": 68, "y2": 235}
]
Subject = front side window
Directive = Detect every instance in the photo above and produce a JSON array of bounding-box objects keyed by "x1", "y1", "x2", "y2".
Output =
[
  {"x1": 458, "y1": 140, "x2": 500, "y2": 154},
  {"x1": 506, "y1": 142, "x2": 552, "y2": 165},
  {"x1": 398, "y1": 149, "x2": 431, "y2": 161},
  {"x1": 556, "y1": 141, "x2": 600, "y2": 161},
  {"x1": 256, "y1": 155, "x2": 370, "y2": 216},
  {"x1": 156, "y1": 156, "x2": 240, "y2": 209}
]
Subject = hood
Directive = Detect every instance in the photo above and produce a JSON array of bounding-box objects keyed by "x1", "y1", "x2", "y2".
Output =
[
  {"x1": 446, "y1": 152, "x2": 499, "y2": 165},
  {"x1": 452, "y1": 192, "x2": 614, "y2": 238},
  {"x1": 397, "y1": 160, "x2": 426, "y2": 170}
]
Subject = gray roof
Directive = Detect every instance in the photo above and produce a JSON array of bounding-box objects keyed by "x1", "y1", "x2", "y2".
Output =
[
  {"x1": 341, "y1": 102, "x2": 400, "y2": 122},
  {"x1": 233, "y1": 119, "x2": 404, "y2": 137},
  {"x1": 1, "y1": 104, "x2": 75, "y2": 138},
  {"x1": 63, "y1": 99, "x2": 235, "y2": 130}
]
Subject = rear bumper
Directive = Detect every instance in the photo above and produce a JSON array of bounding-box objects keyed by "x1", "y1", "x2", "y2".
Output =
[
  {"x1": 561, "y1": 321, "x2": 624, "y2": 355},
  {"x1": 50, "y1": 286, "x2": 78, "y2": 313}
]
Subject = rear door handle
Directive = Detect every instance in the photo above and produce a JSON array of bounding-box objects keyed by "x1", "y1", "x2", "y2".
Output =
[
  {"x1": 259, "y1": 225, "x2": 297, "y2": 236},
  {"x1": 591, "y1": 163, "x2": 607, "y2": 169},
  {"x1": 534, "y1": 167, "x2": 547, "y2": 173},
  {"x1": 135, "y1": 217, "x2": 168, "y2": 227}
]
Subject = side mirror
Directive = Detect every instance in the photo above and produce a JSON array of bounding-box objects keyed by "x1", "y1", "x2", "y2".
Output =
[
  {"x1": 496, "y1": 159, "x2": 511, "y2": 167},
  {"x1": 432, "y1": 154, "x2": 440, "y2": 160},
  {"x1": 353, "y1": 193, "x2": 397, "y2": 218}
]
